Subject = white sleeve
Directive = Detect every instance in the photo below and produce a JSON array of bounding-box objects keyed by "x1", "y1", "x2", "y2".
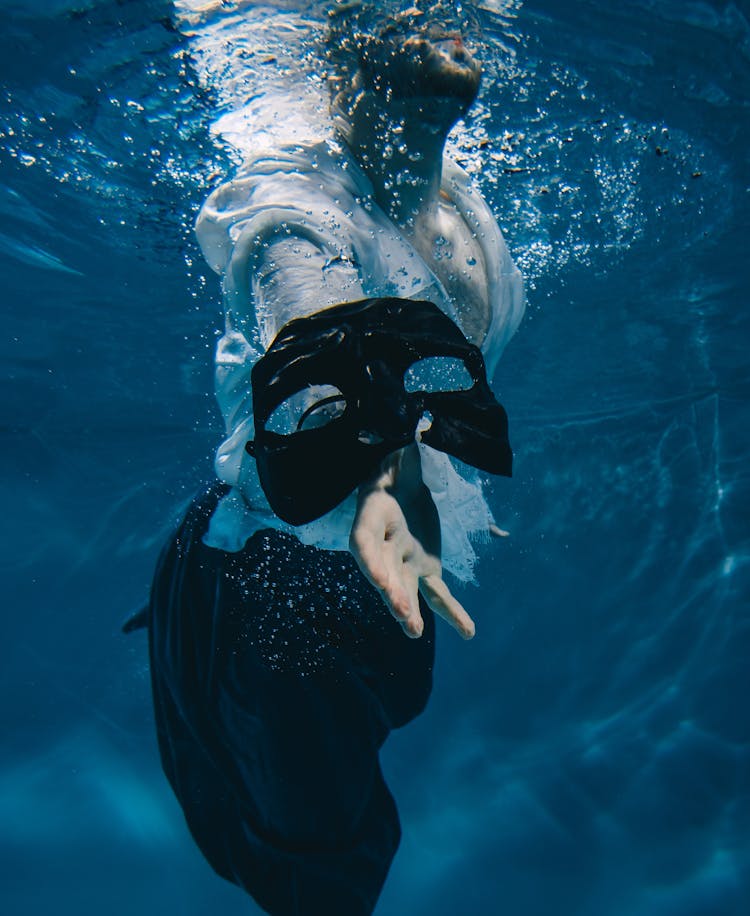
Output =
[
  {"x1": 252, "y1": 236, "x2": 366, "y2": 348},
  {"x1": 195, "y1": 169, "x2": 366, "y2": 350},
  {"x1": 206, "y1": 234, "x2": 367, "y2": 556}
]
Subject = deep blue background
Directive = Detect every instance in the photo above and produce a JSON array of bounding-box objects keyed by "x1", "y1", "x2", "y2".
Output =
[{"x1": 1, "y1": 1, "x2": 748, "y2": 913}]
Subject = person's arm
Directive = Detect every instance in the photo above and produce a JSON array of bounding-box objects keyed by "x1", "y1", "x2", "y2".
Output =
[
  {"x1": 252, "y1": 236, "x2": 366, "y2": 347},
  {"x1": 350, "y1": 444, "x2": 475, "y2": 640},
  {"x1": 255, "y1": 236, "x2": 474, "y2": 639}
]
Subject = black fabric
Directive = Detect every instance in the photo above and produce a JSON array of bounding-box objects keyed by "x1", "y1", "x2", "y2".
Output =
[
  {"x1": 247, "y1": 297, "x2": 512, "y2": 525},
  {"x1": 148, "y1": 483, "x2": 435, "y2": 916}
]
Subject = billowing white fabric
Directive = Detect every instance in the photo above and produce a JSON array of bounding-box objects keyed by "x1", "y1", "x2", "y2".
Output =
[{"x1": 196, "y1": 138, "x2": 524, "y2": 581}]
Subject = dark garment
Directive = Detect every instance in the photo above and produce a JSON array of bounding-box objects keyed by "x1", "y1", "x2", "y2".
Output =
[{"x1": 148, "y1": 484, "x2": 435, "y2": 916}]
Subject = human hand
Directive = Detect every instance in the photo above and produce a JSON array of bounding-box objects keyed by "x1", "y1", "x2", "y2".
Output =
[{"x1": 349, "y1": 445, "x2": 476, "y2": 640}]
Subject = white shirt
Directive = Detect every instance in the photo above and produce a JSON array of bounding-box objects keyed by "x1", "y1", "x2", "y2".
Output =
[{"x1": 195, "y1": 138, "x2": 525, "y2": 581}]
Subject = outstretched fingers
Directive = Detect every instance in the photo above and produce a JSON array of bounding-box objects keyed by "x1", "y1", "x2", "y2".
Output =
[
  {"x1": 420, "y1": 574, "x2": 476, "y2": 640},
  {"x1": 394, "y1": 559, "x2": 423, "y2": 638}
]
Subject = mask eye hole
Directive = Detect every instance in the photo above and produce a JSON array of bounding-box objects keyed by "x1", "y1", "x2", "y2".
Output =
[
  {"x1": 404, "y1": 357, "x2": 473, "y2": 394},
  {"x1": 266, "y1": 385, "x2": 346, "y2": 435}
]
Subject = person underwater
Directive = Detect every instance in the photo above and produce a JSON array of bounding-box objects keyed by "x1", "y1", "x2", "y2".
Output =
[{"x1": 131, "y1": 3, "x2": 525, "y2": 914}]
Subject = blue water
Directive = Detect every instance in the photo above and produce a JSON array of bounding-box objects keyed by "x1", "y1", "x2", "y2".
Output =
[{"x1": 2, "y1": 0, "x2": 748, "y2": 913}]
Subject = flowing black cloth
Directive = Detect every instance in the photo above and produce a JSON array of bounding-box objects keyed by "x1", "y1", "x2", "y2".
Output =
[{"x1": 148, "y1": 483, "x2": 435, "y2": 915}]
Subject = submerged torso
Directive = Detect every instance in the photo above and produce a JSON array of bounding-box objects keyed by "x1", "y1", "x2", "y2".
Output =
[{"x1": 196, "y1": 139, "x2": 524, "y2": 581}]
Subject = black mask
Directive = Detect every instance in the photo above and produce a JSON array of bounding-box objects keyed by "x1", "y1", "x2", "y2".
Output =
[{"x1": 245, "y1": 298, "x2": 512, "y2": 526}]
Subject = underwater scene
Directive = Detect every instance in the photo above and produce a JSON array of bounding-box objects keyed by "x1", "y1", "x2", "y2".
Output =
[{"x1": 2, "y1": 0, "x2": 749, "y2": 913}]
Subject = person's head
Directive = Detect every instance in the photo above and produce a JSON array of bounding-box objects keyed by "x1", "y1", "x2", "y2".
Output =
[{"x1": 326, "y1": 1, "x2": 482, "y2": 137}]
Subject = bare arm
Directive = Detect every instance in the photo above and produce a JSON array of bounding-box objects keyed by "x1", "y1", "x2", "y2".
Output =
[{"x1": 349, "y1": 445, "x2": 476, "y2": 640}]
